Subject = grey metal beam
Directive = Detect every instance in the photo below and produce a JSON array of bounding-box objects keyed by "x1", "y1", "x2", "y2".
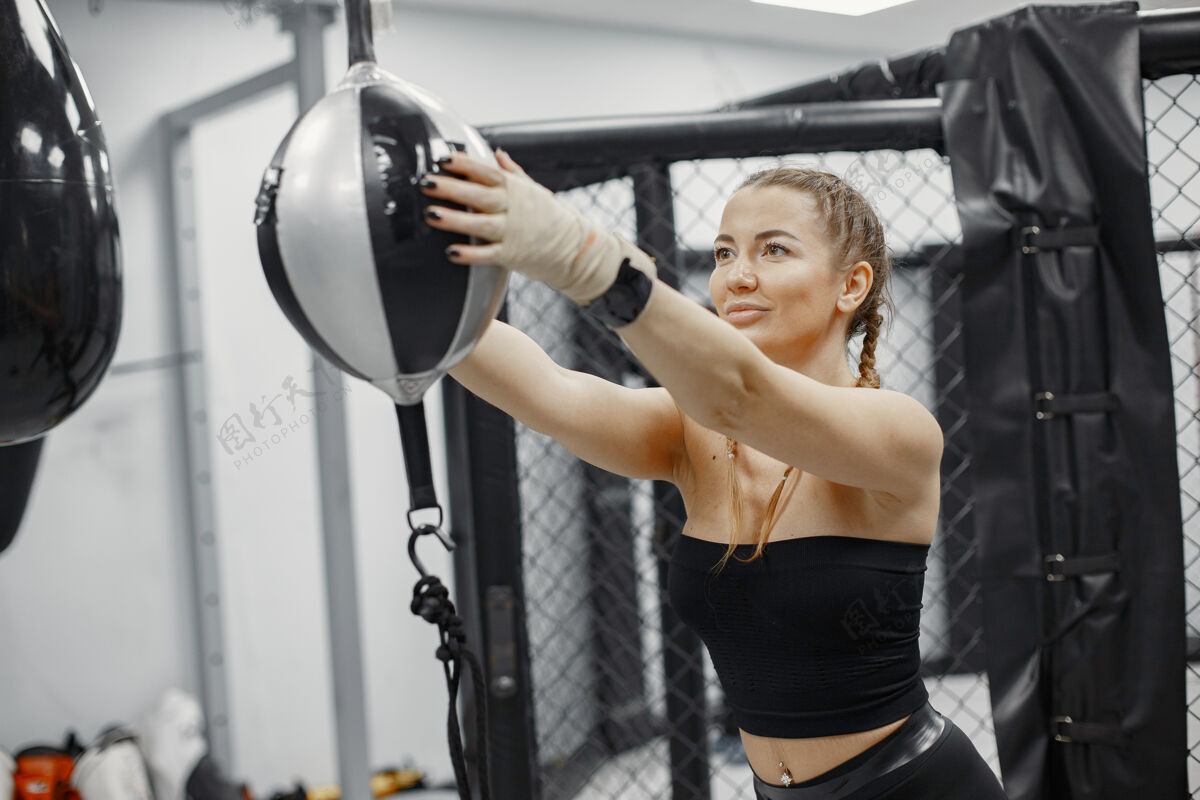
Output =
[
  {"x1": 277, "y1": 8, "x2": 374, "y2": 800},
  {"x1": 163, "y1": 61, "x2": 298, "y2": 131},
  {"x1": 162, "y1": 41, "x2": 304, "y2": 778},
  {"x1": 163, "y1": 122, "x2": 235, "y2": 772},
  {"x1": 161, "y1": 25, "x2": 304, "y2": 777}
]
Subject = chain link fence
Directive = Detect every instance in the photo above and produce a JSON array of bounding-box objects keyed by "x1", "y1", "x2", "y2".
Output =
[
  {"x1": 1144, "y1": 72, "x2": 1200, "y2": 796},
  {"x1": 502, "y1": 143, "x2": 996, "y2": 799},
  {"x1": 493, "y1": 69, "x2": 1200, "y2": 797}
]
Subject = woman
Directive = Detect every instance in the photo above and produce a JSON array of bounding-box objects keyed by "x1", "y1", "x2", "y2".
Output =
[{"x1": 420, "y1": 150, "x2": 1007, "y2": 799}]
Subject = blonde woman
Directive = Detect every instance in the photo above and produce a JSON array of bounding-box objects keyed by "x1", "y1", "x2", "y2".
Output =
[{"x1": 419, "y1": 150, "x2": 1007, "y2": 799}]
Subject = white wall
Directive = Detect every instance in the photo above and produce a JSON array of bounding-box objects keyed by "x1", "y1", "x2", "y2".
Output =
[{"x1": 0, "y1": 0, "x2": 869, "y2": 793}]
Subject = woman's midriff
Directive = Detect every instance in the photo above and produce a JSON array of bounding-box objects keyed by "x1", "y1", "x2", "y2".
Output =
[{"x1": 739, "y1": 715, "x2": 910, "y2": 786}]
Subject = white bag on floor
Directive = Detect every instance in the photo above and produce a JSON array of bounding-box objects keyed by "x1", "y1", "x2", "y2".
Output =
[
  {"x1": 72, "y1": 728, "x2": 154, "y2": 800},
  {"x1": 1, "y1": 747, "x2": 14, "y2": 799},
  {"x1": 133, "y1": 688, "x2": 207, "y2": 800}
]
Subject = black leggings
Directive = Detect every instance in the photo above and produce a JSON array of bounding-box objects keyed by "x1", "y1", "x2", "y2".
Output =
[{"x1": 753, "y1": 704, "x2": 1008, "y2": 800}]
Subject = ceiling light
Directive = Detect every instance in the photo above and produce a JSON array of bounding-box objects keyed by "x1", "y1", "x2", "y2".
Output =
[{"x1": 750, "y1": 0, "x2": 917, "y2": 16}]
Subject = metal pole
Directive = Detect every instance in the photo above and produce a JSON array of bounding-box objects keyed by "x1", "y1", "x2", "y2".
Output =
[
  {"x1": 484, "y1": 99, "x2": 946, "y2": 173},
  {"x1": 163, "y1": 123, "x2": 235, "y2": 771},
  {"x1": 278, "y1": 7, "x2": 373, "y2": 800},
  {"x1": 443, "y1": 378, "x2": 540, "y2": 798},
  {"x1": 161, "y1": 10, "x2": 329, "y2": 772},
  {"x1": 1140, "y1": 8, "x2": 1200, "y2": 78},
  {"x1": 630, "y1": 162, "x2": 712, "y2": 800}
]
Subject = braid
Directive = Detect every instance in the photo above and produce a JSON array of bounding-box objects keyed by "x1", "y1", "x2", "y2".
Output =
[
  {"x1": 722, "y1": 437, "x2": 743, "y2": 565},
  {"x1": 716, "y1": 436, "x2": 795, "y2": 573},
  {"x1": 856, "y1": 307, "x2": 883, "y2": 389}
]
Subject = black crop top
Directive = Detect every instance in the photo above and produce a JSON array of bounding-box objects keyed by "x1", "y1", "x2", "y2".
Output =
[{"x1": 668, "y1": 534, "x2": 929, "y2": 739}]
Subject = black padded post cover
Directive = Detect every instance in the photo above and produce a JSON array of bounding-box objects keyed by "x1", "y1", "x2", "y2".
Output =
[{"x1": 939, "y1": 4, "x2": 1185, "y2": 798}]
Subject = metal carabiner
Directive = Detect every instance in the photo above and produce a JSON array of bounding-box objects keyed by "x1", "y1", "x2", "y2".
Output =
[{"x1": 407, "y1": 523, "x2": 455, "y2": 578}]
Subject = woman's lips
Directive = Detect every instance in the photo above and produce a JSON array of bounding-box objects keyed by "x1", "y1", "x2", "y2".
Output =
[{"x1": 726, "y1": 305, "x2": 767, "y2": 325}]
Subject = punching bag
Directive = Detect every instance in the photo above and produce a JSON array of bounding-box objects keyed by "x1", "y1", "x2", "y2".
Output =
[
  {"x1": 0, "y1": 0, "x2": 123, "y2": 444},
  {"x1": 254, "y1": 13, "x2": 505, "y2": 407}
]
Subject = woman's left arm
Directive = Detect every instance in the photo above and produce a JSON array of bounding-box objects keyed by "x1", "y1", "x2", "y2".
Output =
[
  {"x1": 617, "y1": 279, "x2": 944, "y2": 499},
  {"x1": 421, "y1": 151, "x2": 943, "y2": 499}
]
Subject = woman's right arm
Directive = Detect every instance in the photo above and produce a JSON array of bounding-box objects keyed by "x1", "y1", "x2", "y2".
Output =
[{"x1": 449, "y1": 319, "x2": 687, "y2": 484}]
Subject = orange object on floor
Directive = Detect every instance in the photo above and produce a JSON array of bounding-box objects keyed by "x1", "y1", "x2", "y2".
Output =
[{"x1": 13, "y1": 747, "x2": 81, "y2": 800}]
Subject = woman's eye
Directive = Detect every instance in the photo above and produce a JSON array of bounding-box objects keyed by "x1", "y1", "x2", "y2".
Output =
[
  {"x1": 713, "y1": 247, "x2": 733, "y2": 263},
  {"x1": 765, "y1": 242, "x2": 788, "y2": 256}
]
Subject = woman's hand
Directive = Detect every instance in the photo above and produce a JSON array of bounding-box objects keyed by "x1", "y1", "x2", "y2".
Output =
[{"x1": 419, "y1": 150, "x2": 654, "y2": 304}]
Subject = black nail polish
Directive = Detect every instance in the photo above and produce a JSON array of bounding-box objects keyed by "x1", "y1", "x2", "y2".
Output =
[
  {"x1": 419, "y1": 177, "x2": 437, "y2": 189},
  {"x1": 445, "y1": 247, "x2": 460, "y2": 258},
  {"x1": 424, "y1": 208, "x2": 441, "y2": 220},
  {"x1": 436, "y1": 155, "x2": 453, "y2": 165}
]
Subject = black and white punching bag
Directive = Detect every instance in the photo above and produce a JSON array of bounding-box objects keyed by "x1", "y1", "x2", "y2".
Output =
[
  {"x1": 254, "y1": 9, "x2": 506, "y2": 411},
  {"x1": 0, "y1": 0, "x2": 123, "y2": 444}
]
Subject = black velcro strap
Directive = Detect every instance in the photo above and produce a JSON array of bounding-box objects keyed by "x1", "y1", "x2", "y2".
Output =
[
  {"x1": 1034, "y1": 391, "x2": 1120, "y2": 420},
  {"x1": 1044, "y1": 552, "x2": 1121, "y2": 582},
  {"x1": 1021, "y1": 224, "x2": 1101, "y2": 253},
  {"x1": 1051, "y1": 716, "x2": 1128, "y2": 746}
]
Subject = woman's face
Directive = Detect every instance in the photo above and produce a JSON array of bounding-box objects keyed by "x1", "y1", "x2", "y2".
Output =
[{"x1": 709, "y1": 185, "x2": 849, "y2": 363}]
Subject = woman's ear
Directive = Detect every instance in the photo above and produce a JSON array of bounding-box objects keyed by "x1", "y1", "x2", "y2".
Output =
[{"x1": 837, "y1": 261, "x2": 874, "y2": 314}]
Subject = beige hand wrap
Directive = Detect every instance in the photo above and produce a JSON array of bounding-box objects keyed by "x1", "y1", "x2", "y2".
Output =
[{"x1": 496, "y1": 171, "x2": 656, "y2": 305}]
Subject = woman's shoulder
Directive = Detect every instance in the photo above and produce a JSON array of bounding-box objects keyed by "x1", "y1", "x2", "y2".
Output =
[{"x1": 867, "y1": 388, "x2": 945, "y2": 460}]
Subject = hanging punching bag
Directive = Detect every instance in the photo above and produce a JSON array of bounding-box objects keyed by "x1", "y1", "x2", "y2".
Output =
[
  {"x1": 254, "y1": 4, "x2": 502, "y2": 798},
  {"x1": 254, "y1": 10, "x2": 506, "y2": 409},
  {"x1": 0, "y1": 0, "x2": 123, "y2": 445}
]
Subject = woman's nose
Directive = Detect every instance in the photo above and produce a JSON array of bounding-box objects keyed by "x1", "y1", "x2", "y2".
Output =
[{"x1": 726, "y1": 258, "x2": 757, "y2": 291}]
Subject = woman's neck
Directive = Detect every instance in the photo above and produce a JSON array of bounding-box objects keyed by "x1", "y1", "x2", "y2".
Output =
[{"x1": 774, "y1": 333, "x2": 860, "y2": 388}]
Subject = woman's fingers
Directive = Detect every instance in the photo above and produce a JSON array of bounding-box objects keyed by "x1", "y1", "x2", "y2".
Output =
[
  {"x1": 420, "y1": 172, "x2": 506, "y2": 213},
  {"x1": 435, "y1": 151, "x2": 503, "y2": 186},
  {"x1": 423, "y1": 204, "x2": 505, "y2": 242},
  {"x1": 418, "y1": 151, "x2": 528, "y2": 268},
  {"x1": 444, "y1": 242, "x2": 501, "y2": 265},
  {"x1": 494, "y1": 148, "x2": 529, "y2": 177}
]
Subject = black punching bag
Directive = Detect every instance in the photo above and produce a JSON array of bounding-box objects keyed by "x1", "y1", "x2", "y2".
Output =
[
  {"x1": 0, "y1": 0, "x2": 122, "y2": 556},
  {"x1": 0, "y1": 0, "x2": 123, "y2": 445}
]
